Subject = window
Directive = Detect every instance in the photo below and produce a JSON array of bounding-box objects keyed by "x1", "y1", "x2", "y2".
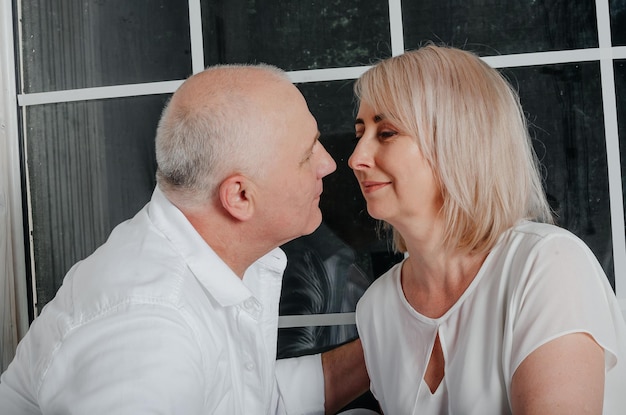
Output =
[{"x1": 3, "y1": 0, "x2": 626, "y2": 368}]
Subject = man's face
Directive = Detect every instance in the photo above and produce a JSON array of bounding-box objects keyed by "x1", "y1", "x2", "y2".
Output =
[{"x1": 254, "y1": 82, "x2": 336, "y2": 246}]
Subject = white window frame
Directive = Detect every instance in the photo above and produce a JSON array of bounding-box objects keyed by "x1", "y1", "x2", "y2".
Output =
[{"x1": 0, "y1": 0, "x2": 29, "y2": 369}]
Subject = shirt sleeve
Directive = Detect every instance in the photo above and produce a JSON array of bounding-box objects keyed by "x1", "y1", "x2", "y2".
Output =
[
  {"x1": 509, "y1": 232, "x2": 621, "y2": 375},
  {"x1": 274, "y1": 353, "x2": 325, "y2": 415}
]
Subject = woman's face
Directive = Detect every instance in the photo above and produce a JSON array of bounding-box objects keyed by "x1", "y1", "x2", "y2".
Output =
[{"x1": 348, "y1": 101, "x2": 442, "y2": 231}]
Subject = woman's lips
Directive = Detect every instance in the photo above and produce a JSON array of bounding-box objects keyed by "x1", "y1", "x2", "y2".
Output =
[{"x1": 361, "y1": 181, "x2": 390, "y2": 194}]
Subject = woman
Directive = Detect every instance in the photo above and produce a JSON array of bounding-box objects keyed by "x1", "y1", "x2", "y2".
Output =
[{"x1": 350, "y1": 44, "x2": 626, "y2": 414}]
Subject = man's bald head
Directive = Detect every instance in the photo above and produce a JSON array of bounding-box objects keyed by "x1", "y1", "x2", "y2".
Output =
[{"x1": 155, "y1": 64, "x2": 293, "y2": 206}]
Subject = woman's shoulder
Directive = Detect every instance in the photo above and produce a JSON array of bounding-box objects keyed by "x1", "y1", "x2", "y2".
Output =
[
  {"x1": 364, "y1": 259, "x2": 403, "y2": 293},
  {"x1": 490, "y1": 220, "x2": 603, "y2": 287},
  {"x1": 356, "y1": 260, "x2": 403, "y2": 312},
  {"x1": 504, "y1": 220, "x2": 590, "y2": 255},
  {"x1": 512, "y1": 220, "x2": 575, "y2": 239}
]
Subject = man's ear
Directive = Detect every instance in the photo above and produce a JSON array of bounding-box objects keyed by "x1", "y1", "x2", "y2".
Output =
[{"x1": 218, "y1": 174, "x2": 254, "y2": 221}]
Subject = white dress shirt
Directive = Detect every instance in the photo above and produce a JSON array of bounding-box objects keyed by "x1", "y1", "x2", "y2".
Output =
[
  {"x1": 0, "y1": 187, "x2": 325, "y2": 414},
  {"x1": 357, "y1": 221, "x2": 626, "y2": 415}
]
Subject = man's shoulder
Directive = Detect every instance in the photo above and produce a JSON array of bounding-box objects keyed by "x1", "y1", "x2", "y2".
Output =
[{"x1": 43, "y1": 205, "x2": 201, "y2": 332}]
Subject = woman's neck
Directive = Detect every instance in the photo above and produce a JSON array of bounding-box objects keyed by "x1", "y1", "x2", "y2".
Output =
[{"x1": 400, "y1": 247, "x2": 488, "y2": 318}]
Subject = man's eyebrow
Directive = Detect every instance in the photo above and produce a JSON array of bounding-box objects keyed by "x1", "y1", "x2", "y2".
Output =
[
  {"x1": 308, "y1": 131, "x2": 320, "y2": 151},
  {"x1": 300, "y1": 132, "x2": 320, "y2": 164}
]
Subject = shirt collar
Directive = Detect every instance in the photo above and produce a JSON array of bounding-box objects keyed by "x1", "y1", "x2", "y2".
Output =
[{"x1": 147, "y1": 187, "x2": 287, "y2": 307}]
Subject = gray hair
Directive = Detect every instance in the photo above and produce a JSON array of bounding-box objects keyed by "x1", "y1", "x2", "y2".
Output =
[{"x1": 155, "y1": 64, "x2": 289, "y2": 205}]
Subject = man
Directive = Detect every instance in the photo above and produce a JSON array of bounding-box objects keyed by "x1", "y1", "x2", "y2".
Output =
[{"x1": 0, "y1": 64, "x2": 368, "y2": 414}]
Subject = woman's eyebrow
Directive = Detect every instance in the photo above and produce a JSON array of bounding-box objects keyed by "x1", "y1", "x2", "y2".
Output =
[{"x1": 355, "y1": 115, "x2": 385, "y2": 125}]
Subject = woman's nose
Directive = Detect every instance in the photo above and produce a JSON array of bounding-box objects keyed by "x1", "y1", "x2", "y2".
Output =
[{"x1": 348, "y1": 139, "x2": 371, "y2": 171}]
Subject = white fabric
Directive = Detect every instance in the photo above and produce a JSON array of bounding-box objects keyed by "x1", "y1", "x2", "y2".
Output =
[
  {"x1": 356, "y1": 221, "x2": 626, "y2": 415},
  {"x1": 0, "y1": 187, "x2": 325, "y2": 415}
]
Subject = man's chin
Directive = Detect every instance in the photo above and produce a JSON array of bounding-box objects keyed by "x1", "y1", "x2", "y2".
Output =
[
  {"x1": 302, "y1": 216, "x2": 323, "y2": 236},
  {"x1": 280, "y1": 212, "x2": 323, "y2": 244}
]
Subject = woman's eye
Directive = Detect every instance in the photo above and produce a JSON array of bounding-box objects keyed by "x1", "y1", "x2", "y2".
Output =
[{"x1": 379, "y1": 130, "x2": 397, "y2": 139}]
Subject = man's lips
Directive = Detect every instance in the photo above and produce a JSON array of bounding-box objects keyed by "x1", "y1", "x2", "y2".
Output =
[
  {"x1": 361, "y1": 181, "x2": 390, "y2": 194},
  {"x1": 313, "y1": 186, "x2": 323, "y2": 201}
]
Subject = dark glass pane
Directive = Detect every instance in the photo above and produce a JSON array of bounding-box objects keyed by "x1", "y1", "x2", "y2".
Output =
[
  {"x1": 21, "y1": 1, "x2": 191, "y2": 93},
  {"x1": 278, "y1": 80, "x2": 403, "y2": 358},
  {"x1": 611, "y1": 0, "x2": 626, "y2": 46},
  {"x1": 201, "y1": 0, "x2": 391, "y2": 70},
  {"x1": 26, "y1": 95, "x2": 167, "y2": 311},
  {"x1": 501, "y1": 62, "x2": 614, "y2": 288},
  {"x1": 616, "y1": 61, "x2": 626, "y2": 219},
  {"x1": 402, "y1": 0, "x2": 598, "y2": 56}
]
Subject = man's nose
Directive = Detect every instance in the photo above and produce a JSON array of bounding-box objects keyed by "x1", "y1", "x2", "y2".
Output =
[{"x1": 319, "y1": 144, "x2": 337, "y2": 177}]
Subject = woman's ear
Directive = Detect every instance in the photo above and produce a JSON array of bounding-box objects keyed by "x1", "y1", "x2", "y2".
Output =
[{"x1": 218, "y1": 174, "x2": 254, "y2": 221}]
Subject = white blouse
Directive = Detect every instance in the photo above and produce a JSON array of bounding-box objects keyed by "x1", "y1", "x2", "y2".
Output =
[{"x1": 356, "y1": 221, "x2": 626, "y2": 414}]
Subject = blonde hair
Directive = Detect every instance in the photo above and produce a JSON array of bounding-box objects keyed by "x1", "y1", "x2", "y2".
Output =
[{"x1": 355, "y1": 44, "x2": 553, "y2": 254}]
